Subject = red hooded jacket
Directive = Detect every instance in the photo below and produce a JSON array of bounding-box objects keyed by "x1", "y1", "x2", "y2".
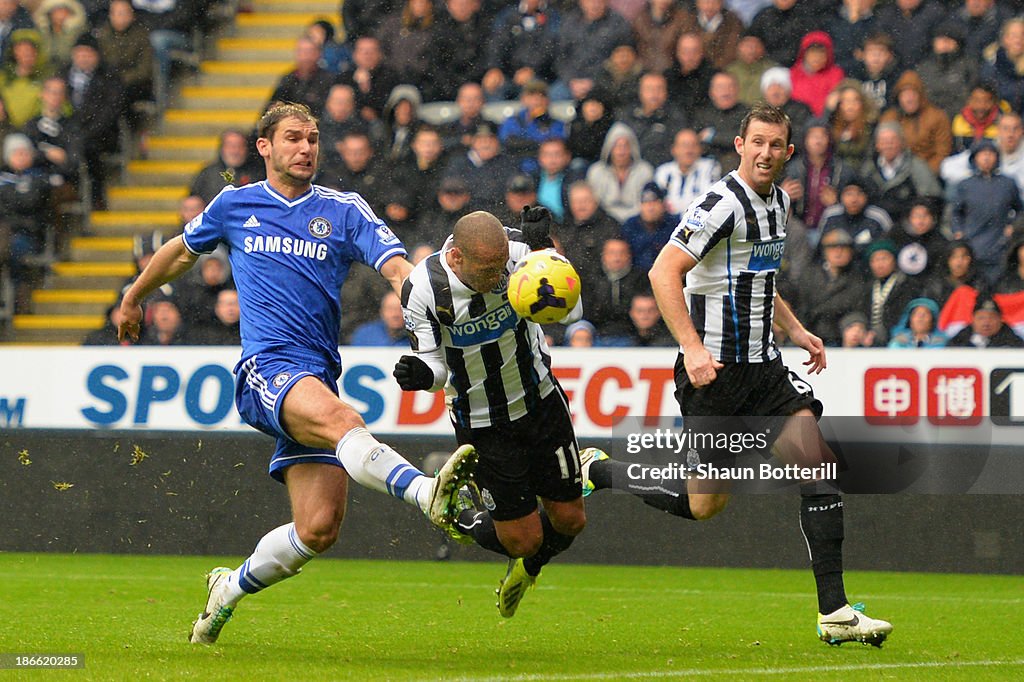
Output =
[{"x1": 790, "y1": 31, "x2": 845, "y2": 117}]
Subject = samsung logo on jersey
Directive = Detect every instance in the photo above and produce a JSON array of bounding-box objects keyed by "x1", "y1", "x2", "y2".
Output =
[
  {"x1": 747, "y1": 239, "x2": 785, "y2": 271},
  {"x1": 243, "y1": 235, "x2": 328, "y2": 261},
  {"x1": 448, "y1": 302, "x2": 517, "y2": 347}
]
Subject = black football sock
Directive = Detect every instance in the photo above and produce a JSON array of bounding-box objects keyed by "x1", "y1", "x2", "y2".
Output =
[
  {"x1": 799, "y1": 490, "x2": 848, "y2": 614},
  {"x1": 455, "y1": 509, "x2": 509, "y2": 557},
  {"x1": 522, "y1": 510, "x2": 576, "y2": 577},
  {"x1": 591, "y1": 459, "x2": 695, "y2": 520}
]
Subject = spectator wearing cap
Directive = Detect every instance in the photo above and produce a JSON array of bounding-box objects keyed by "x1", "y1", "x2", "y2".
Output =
[
  {"x1": 890, "y1": 197, "x2": 949, "y2": 289},
  {"x1": 980, "y1": 17, "x2": 1024, "y2": 114},
  {"x1": 826, "y1": 0, "x2": 880, "y2": 74},
  {"x1": 498, "y1": 79, "x2": 567, "y2": 174},
  {"x1": 0, "y1": 0, "x2": 36, "y2": 61},
  {"x1": 818, "y1": 176, "x2": 892, "y2": 253},
  {"x1": 947, "y1": 295, "x2": 1024, "y2": 347},
  {"x1": 534, "y1": 136, "x2": 583, "y2": 223},
  {"x1": 760, "y1": 67, "x2": 810, "y2": 147},
  {"x1": 33, "y1": 0, "x2": 87, "y2": 74},
  {"x1": 585, "y1": 122, "x2": 654, "y2": 224},
  {"x1": 617, "y1": 71, "x2": 686, "y2": 169},
  {"x1": 632, "y1": 0, "x2": 694, "y2": 74},
  {"x1": 654, "y1": 127, "x2": 720, "y2": 216},
  {"x1": 620, "y1": 181, "x2": 678, "y2": 271},
  {"x1": 563, "y1": 319, "x2": 596, "y2": 347},
  {"x1": 690, "y1": 0, "x2": 743, "y2": 70},
  {"x1": 482, "y1": 0, "x2": 560, "y2": 101},
  {"x1": 1, "y1": 132, "x2": 51, "y2": 311},
  {"x1": 875, "y1": 0, "x2": 945, "y2": 70},
  {"x1": 793, "y1": 228, "x2": 866, "y2": 347},
  {"x1": 859, "y1": 121, "x2": 941, "y2": 224},
  {"x1": 952, "y1": 0, "x2": 1012, "y2": 63},
  {"x1": 789, "y1": 31, "x2": 844, "y2": 118},
  {"x1": 552, "y1": 0, "x2": 633, "y2": 102},
  {"x1": 781, "y1": 118, "x2": 856, "y2": 233},
  {"x1": 691, "y1": 71, "x2": 748, "y2": 172},
  {"x1": 423, "y1": 0, "x2": 489, "y2": 102},
  {"x1": 664, "y1": 32, "x2": 713, "y2": 122},
  {"x1": 65, "y1": 30, "x2": 123, "y2": 211},
  {"x1": 495, "y1": 174, "x2": 538, "y2": 226},
  {"x1": 306, "y1": 19, "x2": 349, "y2": 74},
  {"x1": 887, "y1": 297, "x2": 948, "y2": 348},
  {"x1": 879, "y1": 71, "x2": 952, "y2": 174},
  {"x1": 567, "y1": 87, "x2": 616, "y2": 166},
  {"x1": 0, "y1": 29, "x2": 51, "y2": 128},
  {"x1": 952, "y1": 138, "x2": 1022, "y2": 282},
  {"x1": 862, "y1": 238, "x2": 918, "y2": 345},
  {"x1": 442, "y1": 119, "x2": 518, "y2": 212},
  {"x1": 839, "y1": 310, "x2": 875, "y2": 348},
  {"x1": 950, "y1": 81, "x2": 1004, "y2": 154},
  {"x1": 96, "y1": 0, "x2": 154, "y2": 125},
  {"x1": 418, "y1": 176, "x2": 473, "y2": 248},
  {"x1": 748, "y1": 0, "x2": 821, "y2": 69},
  {"x1": 725, "y1": 33, "x2": 777, "y2": 107},
  {"x1": 915, "y1": 20, "x2": 978, "y2": 120},
  {"x1": 189, "y1": 129, "x2": 264, "y2": 205}
]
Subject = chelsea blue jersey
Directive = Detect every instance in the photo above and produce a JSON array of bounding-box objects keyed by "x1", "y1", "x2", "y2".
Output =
[{"x1": 181, "y1": 181, "x2": 407, "y2": 371}]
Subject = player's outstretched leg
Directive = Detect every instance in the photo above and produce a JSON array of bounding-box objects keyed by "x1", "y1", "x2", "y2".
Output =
[
  {"x1": 580, "y1": 447, "x2": 696, "y2": 519},
  {"x1": 190, "y1": 522, "x2": 318, "y2": 644},
  {"x1": 335, "y1": 427, "x2": 477, "y2": 531},
  {"x1": 496, "y1": 557, "x2": 536, "y2": 618}
]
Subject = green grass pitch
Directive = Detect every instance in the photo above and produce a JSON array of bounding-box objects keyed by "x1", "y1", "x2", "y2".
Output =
[{"x1": 0, "y1": 553, "x2": 1021, "y2": 680}]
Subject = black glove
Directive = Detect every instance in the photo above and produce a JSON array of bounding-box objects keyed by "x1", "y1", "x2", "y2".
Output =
[
  {"x1": 519, "y1": 205, "x2": 554, "y2": 250},
  {"x1": 393, "y1": 355, "x2": 434, "y2": 391}
]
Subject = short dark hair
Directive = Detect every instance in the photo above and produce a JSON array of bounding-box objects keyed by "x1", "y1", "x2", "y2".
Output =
[
  {"x1": 257, "y1": 101, "x2": 317, "y2": 141},
  {"x1": 739, "y1": 101, "x2": 792, "y2": 145}
]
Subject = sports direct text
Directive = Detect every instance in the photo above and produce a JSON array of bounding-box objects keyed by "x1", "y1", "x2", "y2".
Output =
[{"x1": 625, "y1": 428, "x2": 769, "y2": 455}]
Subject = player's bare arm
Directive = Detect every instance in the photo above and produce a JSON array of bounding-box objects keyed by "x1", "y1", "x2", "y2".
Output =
[
  {"x1": 773, "y1": 292, "x2": 826, "y2": 374},
  {"x1": 118, "y1": 236, "x2": 199, "y2": 342},
  {"x1": 649, "y1": 243, "x2": 723, "y2": 388},
  {"x1": 379, "y1": 255, "x2": 413, "y2": 297}
]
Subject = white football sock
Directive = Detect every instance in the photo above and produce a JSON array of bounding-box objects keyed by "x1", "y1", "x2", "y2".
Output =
[
  {"x1": 224, "y1": 523, "x2": 316, "y2": 606},
  {"x1": 335, "y1": 427, "x2": 431, "y2": 511}
]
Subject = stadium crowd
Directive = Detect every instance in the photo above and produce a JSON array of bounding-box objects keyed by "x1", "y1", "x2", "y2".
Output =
[{"x1": 5, "y1": 1, "x2": 1024, "y2": 349}]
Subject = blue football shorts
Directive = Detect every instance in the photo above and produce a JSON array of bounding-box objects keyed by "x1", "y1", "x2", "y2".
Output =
[{"x1": 234, "y1": 352, "x2": 343, "y2": 482}]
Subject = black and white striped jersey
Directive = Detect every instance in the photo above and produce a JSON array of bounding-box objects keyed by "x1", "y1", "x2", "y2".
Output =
[
  {"x1": 401, "y1": 229, "x2": 558, "y2": 428},
  {"x1": 668, "y1": 170, "x2": 790, "y2": 364}
]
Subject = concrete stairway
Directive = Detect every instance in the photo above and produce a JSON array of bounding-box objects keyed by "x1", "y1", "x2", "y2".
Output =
[{"x1": 11, "y1": 0, "x2": 339, "y2": 343}]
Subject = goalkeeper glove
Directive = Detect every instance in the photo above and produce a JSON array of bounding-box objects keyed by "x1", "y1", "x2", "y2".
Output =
[
  {"x1": 393, "y1": 355, "x2": 434, "y2": 391},
  {"x1": 519, "y1": 204, "x2": 554, "y2": 250}
]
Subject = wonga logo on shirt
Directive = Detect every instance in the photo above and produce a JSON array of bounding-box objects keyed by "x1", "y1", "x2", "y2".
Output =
[{"x1": 747, "y1": 239, "x2": 785, "y2": 271}]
